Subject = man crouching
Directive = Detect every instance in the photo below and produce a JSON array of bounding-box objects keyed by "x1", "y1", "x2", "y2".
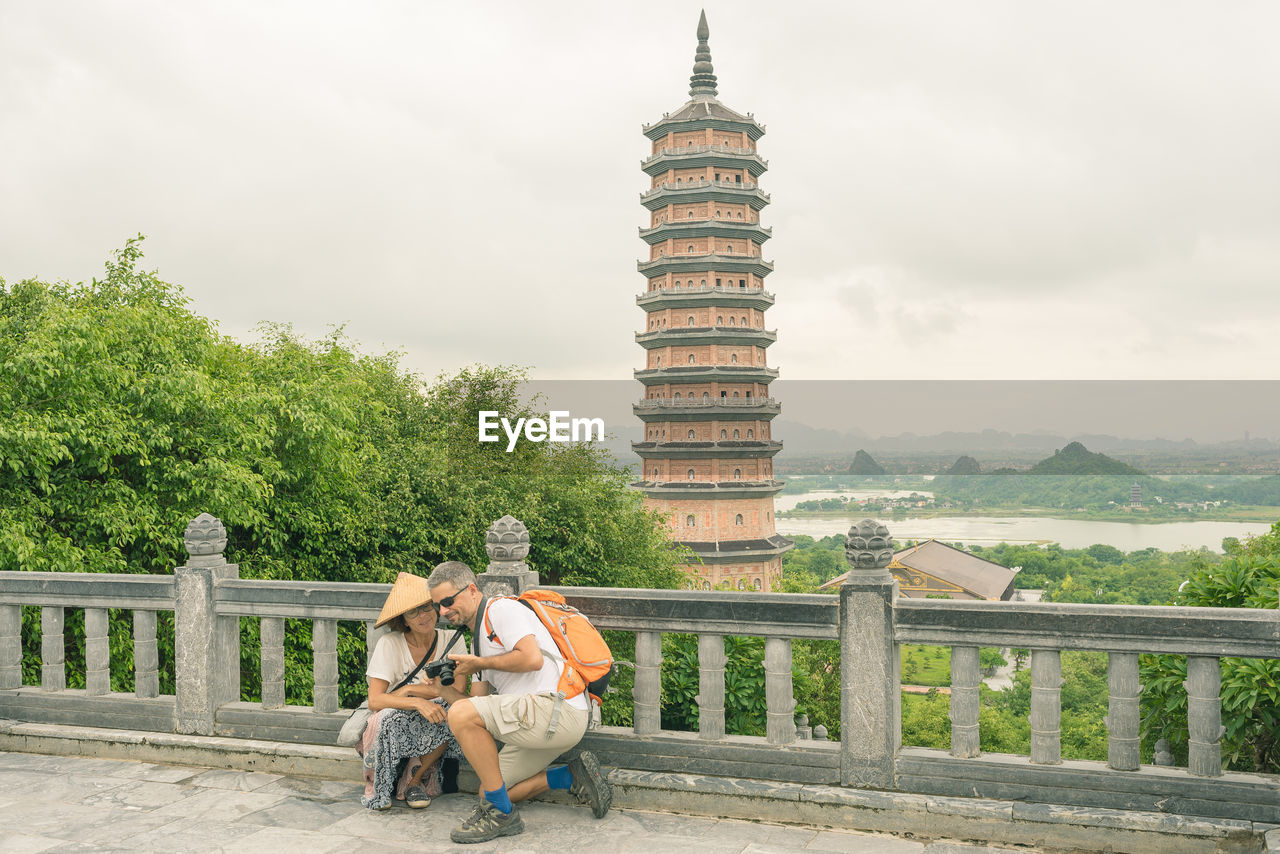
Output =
[{"x1": 427, "y1": 561, "x2": 611, "y2": 844}]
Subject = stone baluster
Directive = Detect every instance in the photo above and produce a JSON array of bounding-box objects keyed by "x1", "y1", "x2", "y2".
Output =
[
  {"x1": 765, "y1": 637, "x2": 796, "y2": 745},
  {"x1": 840, "y1": 519, "x2": 899, "y2": 789},
  {"x1": 85, "y1": 608, "x2": 110, "y2": 695},
  {"x1": 796, "y1": 714, "x2": 812, "y2": 740},
  {"x1": 175, "y1": 514, "x2": 241, "y2": 735},
  {"x1": 133, "y1": 610, "x2": 159, "y2": 698},
  {"x1": 312, "y1": 618, "x2": 338, "y2": 714},
  {"x1": 1186, "y1": 656, "x2": 1223, "y2": 777},
  {"x1": 696, "y1": 633, "x2": 725, "y2": 740},
  {"x1": 478, "y1": 516, "x2": 539, "y2": 596},
  {"x1": 0, "y1": 605, "x2": 21, "y2": 689},
  {"x1": 1030, "y1": 649, "x2": 1063, "y2": 764},
  {"x1": 1106, "y1": 652, "x2": 1141, "y2": 771},
  {"x1": 41, "y1": 606, "x2": 65, "y2": 691},
  {"x1": 949, "y1": 645, "x2": 981, "y2": 758},
  {"x1": 260, "y1": 617, "x2": 285, "y2": 710},
  {"x1": 365, "y1": 621, "x2": 387, "y2": 670},
  {"x1": 634, "y1": 631, "x2": 662, "y2": 736}
]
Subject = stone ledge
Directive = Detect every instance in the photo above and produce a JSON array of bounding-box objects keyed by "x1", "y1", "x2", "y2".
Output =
[
  {"x1": 0, "y1": 720, "x2": 360, "y2": 779},
  {"x1": 0, "y1": 724, "x2": 1269, "y2": 853}
]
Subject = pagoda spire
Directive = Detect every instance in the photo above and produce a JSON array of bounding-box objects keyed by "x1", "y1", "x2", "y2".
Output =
[{"x1": 688, "y1": 10, "x2": 718, "y2": 99}]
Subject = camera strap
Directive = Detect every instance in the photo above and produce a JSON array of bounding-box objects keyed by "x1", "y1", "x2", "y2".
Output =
[{"x1": 391, "y1": 641, "x2": 434, "y2": 692}]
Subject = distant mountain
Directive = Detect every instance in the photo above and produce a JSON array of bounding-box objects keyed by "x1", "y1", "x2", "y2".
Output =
[
  {"x1": 1028, "y1": 442, "x2": 1145, "y2": 476},
  {"x1": 849, "y1": 449, "x2": 886, "y2": 475},
  {"x1": 947, "y1": 455, "x2": 982, "y2": 475}
]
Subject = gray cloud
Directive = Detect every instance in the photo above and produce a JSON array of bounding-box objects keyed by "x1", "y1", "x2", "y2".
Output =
[{"x1": 2, "y1": 1, "x2": 1278, "y2": 383}]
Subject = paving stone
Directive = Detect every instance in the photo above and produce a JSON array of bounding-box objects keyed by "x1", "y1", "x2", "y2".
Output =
[
  {"x1": 0, "y1": 751, "x2": 61, "y2": 771},
  {"x1": 0, "y1": 751, "x2": 1085, "y2": 853},
  {"x1": 119, "y1": 818, "x2": 265, "y2": 853},
  {"x1": 807, "y1": 830, "x2": 926, "y2": 852},
  {"x1": 712, "y1": 817, "x2": 822, "y2": 848},
  {"x1": 150, "y1": 786, "x2": 289, "y2": 822},
  {"x1": 236, "y1": 793, "x2": 366, "y2": 829},
  {"x1": 220, "y1": 826, "x2": 366, "y2": 854},
  {"x1": 185, "y1": 767, "x2": 282, "y2": 791},
  {"x1": 7, "y1": 801, "x2": 177, "y2": 847},
  {"x1": 78, "y1": 779, "x2": 204, "y2": 811},
  {"x1": 0, "y1": 834, "x2": 66, "y2": 854},
  {"x1": 620, "y1": 806, "x2": 724, "y2": 835},
  {"x1": 97, "y1": 760, "x2": 202, "y2": 784},
  {"x1": 254, "y1": 774, "x2": 364, "y2": 801},
  {"x1": 613, "y1": 832, "x2": 747, "y2": 854},
  {"x1": 0, "y1": 769, "x2": 123, "y2": 800}
]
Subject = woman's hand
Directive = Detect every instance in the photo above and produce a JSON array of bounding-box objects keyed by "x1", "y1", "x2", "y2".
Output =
[
  {"x1": 401, "y1": 680, "x2": 439, "y2": 700},
  {"x1": 411, "y1": 697, "x2": 446, "y2": 723}
]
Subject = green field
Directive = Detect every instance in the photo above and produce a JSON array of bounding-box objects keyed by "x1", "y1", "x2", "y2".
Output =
[{"x1": 900, "y1": 644, "x2": 952, "y2": 687}]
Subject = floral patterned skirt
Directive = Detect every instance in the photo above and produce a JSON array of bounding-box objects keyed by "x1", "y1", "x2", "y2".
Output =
[{"x1": 357, "y1": 703, "x2": 464, "y2": 810}]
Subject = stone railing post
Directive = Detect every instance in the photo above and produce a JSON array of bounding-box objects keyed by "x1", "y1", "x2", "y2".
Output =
[
  {"x1": 0, "y1": 604, "x2": 21, "y2": 689},
  {"x1": 477, "y1": 515, "x2": 539, "y2": 596},
  {"x1": 840, "y1": 519, "x2": 899, "y2": 789},
  {"x1": 174, "y1": 514, "x2": 240, "y2": 735}
]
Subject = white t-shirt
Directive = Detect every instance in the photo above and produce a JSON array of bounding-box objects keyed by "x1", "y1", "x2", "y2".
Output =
[
  {"x1": 366, "y1": 629, "x2": 455, "y2": 687},
  {"x1": 475, "y1": 598, "x2": 589, "y2": 711}
]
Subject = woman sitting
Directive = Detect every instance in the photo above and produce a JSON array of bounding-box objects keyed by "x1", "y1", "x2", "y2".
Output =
[{"x1": 360, "y1": 571, "x2": 463, "y2": 810}]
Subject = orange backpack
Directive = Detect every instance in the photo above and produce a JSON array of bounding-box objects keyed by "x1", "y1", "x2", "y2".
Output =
[{"x1": 482, "y1": 589, "x2": 613, "y2": 705}]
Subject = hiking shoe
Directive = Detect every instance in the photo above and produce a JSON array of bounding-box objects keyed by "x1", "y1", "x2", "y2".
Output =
[
  {"x1": 568, "y1": 750, "x2": 612, "y2": 818},
  {"x1": 404, "y1": 785, "x2": 430, "y2": 809},
  {"x1": 449, "y1": 801, "x2": 524, "y2": 844}
]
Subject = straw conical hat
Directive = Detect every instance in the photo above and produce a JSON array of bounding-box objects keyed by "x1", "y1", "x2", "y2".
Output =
[{"x1": 375, "y1": 572, "x2": 433, "y2": 628}]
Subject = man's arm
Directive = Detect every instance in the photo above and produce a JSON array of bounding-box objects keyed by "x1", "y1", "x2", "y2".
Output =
[
  {"x1": 449, "y1": 634, "x2": 542, "y2": 679},
  {"x1": 437, "y1": 677, "x2": 489, "y2": 705}
]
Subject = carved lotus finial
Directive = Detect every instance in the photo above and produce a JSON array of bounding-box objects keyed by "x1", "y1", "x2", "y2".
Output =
[
  {"x1": 845, "y1": 518, "x2": 893, "y2": 570},
  {"x1": 485, "y1": 515, "x2": 530, "y2": 563},
  {"x1": 184, "y1": 513, "x2": 227, "y2": 557}
]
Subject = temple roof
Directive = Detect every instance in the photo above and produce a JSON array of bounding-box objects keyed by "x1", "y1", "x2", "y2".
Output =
[
  {"x1": 643, "y1": 11, "x2": 766, "y2": 140},
  {"x1": 820, "y1": 539, "x2": 1018, "y2": 600}
]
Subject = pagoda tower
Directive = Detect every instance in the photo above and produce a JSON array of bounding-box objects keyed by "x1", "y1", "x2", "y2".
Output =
[{"x1": 632, "y1": 11, "x2": 792, "y2": 591}]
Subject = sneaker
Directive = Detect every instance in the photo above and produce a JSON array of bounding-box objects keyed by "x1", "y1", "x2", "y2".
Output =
[
  {"x1": 568, "y1": 750, "x2": 612, "y2": 818},
  {"x1": 449, "y1": 801, "x2": 524, "y2": 844},
  {"x1": 404, "y1": 785, "x2": 430, "y2": 809}
]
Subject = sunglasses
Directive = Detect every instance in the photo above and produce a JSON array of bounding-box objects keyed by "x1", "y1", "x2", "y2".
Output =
[
  {"x1": 434, "y1": 585, "x2": 471, "y2": 610},
  {"x1": 403, "y1": 604, "x2": 437, "y2": 619}
]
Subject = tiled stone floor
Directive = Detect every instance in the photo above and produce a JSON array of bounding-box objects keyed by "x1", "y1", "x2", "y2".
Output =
[{"x1": 0, "y1": 751, "x2": 1039, "y2": 853}]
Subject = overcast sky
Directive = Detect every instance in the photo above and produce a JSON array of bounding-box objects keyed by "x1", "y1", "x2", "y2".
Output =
[{"x1": 3, "y1": 1, "x2": 1279, "y2": 386}]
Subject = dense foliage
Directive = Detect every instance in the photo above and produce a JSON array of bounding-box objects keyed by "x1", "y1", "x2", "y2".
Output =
[
  {"x1": 1140, "y1": 528, "x2": 1280, "y2": 772},
  {"x1": 2, "y1": 241, "x2": 686, "y2": 703}
]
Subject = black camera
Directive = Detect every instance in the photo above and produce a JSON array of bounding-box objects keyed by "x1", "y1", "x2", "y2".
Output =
[{"x1": 424, "y1": 657, "x2": 457, "y2": 686}]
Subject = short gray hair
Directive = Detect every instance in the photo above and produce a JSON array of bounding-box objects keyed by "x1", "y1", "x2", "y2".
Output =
[{"x1": 428, "y1": 561, "x2": 477, "y2": 592}]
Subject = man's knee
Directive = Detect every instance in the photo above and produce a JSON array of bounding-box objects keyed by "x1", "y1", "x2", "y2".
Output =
[{"x1": 448, "y1": 698, "x2": 479, "y2": 730}]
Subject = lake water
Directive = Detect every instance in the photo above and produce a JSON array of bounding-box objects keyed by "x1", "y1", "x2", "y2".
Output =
[{"x1": 774, "y1": 491, "x2": 1272, "y2": 551}]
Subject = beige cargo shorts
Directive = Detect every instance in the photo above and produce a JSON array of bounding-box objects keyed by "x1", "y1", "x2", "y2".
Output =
[{"x1": 470, "y1": 692, "x2": 589, "y2": 786}]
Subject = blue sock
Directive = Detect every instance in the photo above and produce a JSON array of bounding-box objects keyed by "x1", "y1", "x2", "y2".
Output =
[
  {"x1": 546, "y1": 765, "x2": 572, "y2": 790},
  {"x1": 484, "y1": 784, "x2": 513, "y2": 814}
]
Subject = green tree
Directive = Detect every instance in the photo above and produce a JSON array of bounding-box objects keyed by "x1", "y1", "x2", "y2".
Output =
[
  {"x1": 1, "y1": 240, "x2": 686, "y2": 705},
  {"x1": 1141, "y1": 537, "x2": 1280, "y2": 772}
]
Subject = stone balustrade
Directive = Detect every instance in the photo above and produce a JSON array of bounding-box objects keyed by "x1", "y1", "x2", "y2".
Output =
[
  {"x1": 634, "y1": 397, "x2": 780, "y2": 409},
  {"x1": 640, "y1": 178, "x2": 769, "y2": 200},
  {"x1": 1, "y1": 514, "x2": 1277, "y2": 828},
  {"x1": 636, "y1": 284, "x2": 775, "y2": 300}
]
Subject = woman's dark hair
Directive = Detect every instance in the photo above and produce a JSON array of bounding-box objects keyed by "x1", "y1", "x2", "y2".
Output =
[{"x1": 387, "y1": 602, "x2": 437, "y2": 634}]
